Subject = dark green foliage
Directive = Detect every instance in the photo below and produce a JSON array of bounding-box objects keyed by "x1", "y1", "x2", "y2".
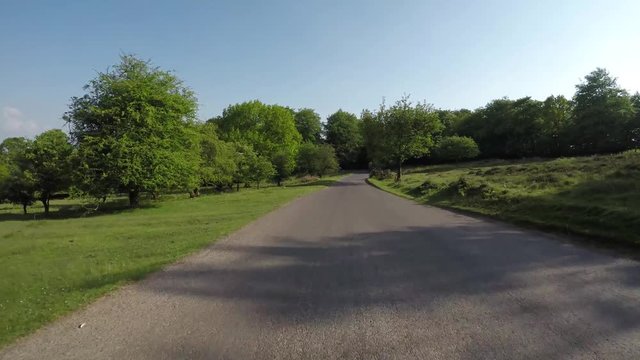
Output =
[
  {"x1": 572, "y1": 68, "x2": 636, "y2": 154},
  {"x1": 0, "y1": 137, "x2": 35, "y2": 213},
  {"x1": 295, "y1": 142, "x2": 339, "y2": 177},
  {"x1": 64, "y1": 55, "x2": 200, "y2": 207},
  {"x1": 435, "y1": 136, "x2": 480, "y2": 162},
  {"x1": 325, "y1": 109, "x2": 364, "y2": 168},
  {"x1": 294, "y1": 108, "x2": 322, "y2": 143}
]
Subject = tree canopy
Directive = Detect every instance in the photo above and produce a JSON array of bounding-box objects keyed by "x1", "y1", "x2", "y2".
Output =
[
  {"x1": 64, "y1": 54, "x2": 200, "y2": 206},
  {"x1": 325, "y1": 109, "x2": 363, "y2": 168}
]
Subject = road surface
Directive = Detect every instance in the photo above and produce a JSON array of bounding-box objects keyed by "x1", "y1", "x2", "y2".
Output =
[{"x1": 2, "y1": 173, "x2": 640, "y2": 359}]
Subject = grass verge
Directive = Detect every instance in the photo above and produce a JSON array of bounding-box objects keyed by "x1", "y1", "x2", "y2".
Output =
[
  {"x1": 0, "y1": 175, "x2": 341, "y2": 348},
  {"x1": 369, "y1": 151, "x2": 640, "y2": 246}
]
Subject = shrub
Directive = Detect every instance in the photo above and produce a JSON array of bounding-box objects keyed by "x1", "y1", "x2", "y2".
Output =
[{"x1": 435, "y1": 136, "x2": 480, "y2": 162}]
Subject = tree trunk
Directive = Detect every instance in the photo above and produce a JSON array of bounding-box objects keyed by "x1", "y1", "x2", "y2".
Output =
[
  {"x1": 257, "y1": 181, "x2": 261, "y2": 189},
  {"x1": 128, "y1": 189, "x2": 140, "y2": 208},
  {"x1": 396, "y1": 160, "x2": 402, "y2": 182},
  {"x1": 236, "y1": 183, "x2": 240, "y2": 192},
  {"x1": 22, "y1": 203, "x2": 28, "y2": 215},
  {"x1": 277, "y1": 179, "x2": 282, "y2": 187},
  {"x1": 41, "y1": 196, "x2": 50, "y2": 216}
]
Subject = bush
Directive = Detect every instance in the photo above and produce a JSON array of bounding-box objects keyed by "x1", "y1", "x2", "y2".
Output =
[{"x1": 435, "y1": 136, "x2": 480, "y2": 162}]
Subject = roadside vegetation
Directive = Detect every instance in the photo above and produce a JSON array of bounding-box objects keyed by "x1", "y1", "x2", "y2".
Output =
[
  {"x1": 370, "y1": 151, "x2": 640, "y2": 245},
  {"x1": 0, "y1": 175, "x2": 340, "y2": 347}
]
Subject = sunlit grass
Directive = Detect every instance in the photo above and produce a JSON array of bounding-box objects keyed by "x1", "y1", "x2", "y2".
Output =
[
  {"x1": 370, "y1": 150, "x2": 640, "y2": 244},
  {"x1": 0, "y1": 175, "x2": 340, "y2": 348}
]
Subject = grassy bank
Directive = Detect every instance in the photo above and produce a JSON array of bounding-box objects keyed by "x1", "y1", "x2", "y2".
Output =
[
  {"x1": 370, "y1": 150, "x2": 640, "y2": 245},
  {"x1": 0, "y1": 176, "x2": 340, "y2": 348}
]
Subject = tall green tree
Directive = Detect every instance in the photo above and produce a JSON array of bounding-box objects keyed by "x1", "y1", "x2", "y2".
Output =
[
  {"x1": 572, "y1": 68, "x2": 636, "y2": 154},
  {"x1": 250, "y1": 155, "x2": 275, "y2": 189},
  {"x1": 64, "y1": 55, "x2": 200, "y2": 207},
  {"x1": 325, "y1": 109, "x2": 363, "y2": 168},
  {"x1": 272, "y1": 150, "x2": 294, "y2": 186},
  {"x1": 28, "y1": 129, "x2": 74, "y2": 215},
  {"x1": 364, "y1": 97, "x2": 443, "y2": 180},
  {"x1": 214, "y1": 100, "x2": 302, "y2": 171},
  {"x1": 294, "y1": 108, "x2": 322, "y2": 143}
]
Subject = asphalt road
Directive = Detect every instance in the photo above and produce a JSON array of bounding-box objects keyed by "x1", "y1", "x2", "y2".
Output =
[{"x1": 3, "y1": 173, "x2": 640, "y2": 359}]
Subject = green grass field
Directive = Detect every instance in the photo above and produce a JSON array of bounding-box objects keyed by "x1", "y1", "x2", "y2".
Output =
[
  {"x1": 0, "y1": 176, "x2": 339, "y2": 348},
  {"x1": 370, "y1": 150, "x2": 640, "y2": 245}
]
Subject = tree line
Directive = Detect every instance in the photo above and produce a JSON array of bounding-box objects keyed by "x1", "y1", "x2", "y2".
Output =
[{"x1": 1, "y1": 55, "x2": 639, "y2": 213}]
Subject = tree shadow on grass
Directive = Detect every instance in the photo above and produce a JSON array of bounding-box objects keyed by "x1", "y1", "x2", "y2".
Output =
[
  {"x1": 142, "y1": 224, "x2": 640, "y2": 358},
  {"x1": 0, "y1": 200, "x2": 160, "y2": 222}
]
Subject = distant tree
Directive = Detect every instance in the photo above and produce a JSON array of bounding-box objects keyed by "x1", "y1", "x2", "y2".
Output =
[
  {"x1": 231, "y1": 143, "x2": 257, "y2": 191},
  {"x1": 0, "y1": 137, "x2": 35, "y2": 214},
  {"x1": 629, "y1": 92, "x2": 640, "y2": 149},
  {"x1": 572, "y1": 68, "x2": 636, "y2": 154},
  {"x1": 540, "y1": 95, "x2": 572, "y2": 156},
  {"x1": 272, "y1": 150, "x2": 294, "y2": 186},
  {"x1": 197, "y1": 122, "x2": 237, "y2": 190},
  {"x1": 28, "y1": 129, "x2": 74, "y2": 215},
  {"x1": 294, "y1": 109, "x2": 322, "y2": 143},
  {"x1": 64, "y1": 55, "x2": 200, "y2": 207},
  {"x1": 435, "y1": 136, "x2": 480, "y2": 162},
  {"x1": 296, "y1": 142, "x2": 318, "y2": 175},
  {"x1": 366, "y1": 96, "x2": 443, "y2": 181},
  {"x1": 214, "y1": 100, "x2": 302, "y2": 170},
  {"x1": 437, "y1": 109, "x2": 472, "y2": 136},
  {"x1": 314, "y1": 144, "x2": 339, "y2": 177},
  {"x1": 325, "y1": 109, "x2": 363, "y2": 168},
  {"x1": 250, "y1": 155, "x2": 276, "y2": 189}
]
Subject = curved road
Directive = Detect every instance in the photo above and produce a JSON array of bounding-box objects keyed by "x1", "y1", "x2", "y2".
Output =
[{"x1": 3, "y1": 173, "x2": 640, "y2": 359}]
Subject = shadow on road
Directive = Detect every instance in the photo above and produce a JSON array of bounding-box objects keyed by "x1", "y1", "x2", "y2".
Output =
[{"x1": 143, "y1": 223, "x2": 640, "y2": 358}]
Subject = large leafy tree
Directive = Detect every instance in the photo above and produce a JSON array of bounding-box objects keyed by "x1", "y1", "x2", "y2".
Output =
[
  {"x1": 295, "y1": 142, "x2": 339, "y2": 177},
  {"x1": 365, "y1": 97, "x2": 442, "y2": 180},
  {"x1": 434, "y1": 136, "x2": 480, "y2": 162},
  {"x1": 325, "y1": 109, "x2": 363, "y2": 168},
  {"x1": 64, "y1": 55, "x2": 200, "y2": 207},
  {"x1": 28, "y1": 129, "x2": 74, "y2": 215},
  {"x1": 294, "y1": 108, "x2": 322, "y2": 143},
  {"x1": 572, "y1": 68, "x2": 636, "y2": 154},
  {"x1": 214, "y1": 100, "x2": 302, "y2": 171}
]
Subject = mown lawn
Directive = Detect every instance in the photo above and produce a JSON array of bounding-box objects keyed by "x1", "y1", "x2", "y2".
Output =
[
  {"x1": 0, "y1": 176, "x2": 339, "y2": 348},
  {"x1": 370, "y1": 150, "x2": 640, "y2": 245}
]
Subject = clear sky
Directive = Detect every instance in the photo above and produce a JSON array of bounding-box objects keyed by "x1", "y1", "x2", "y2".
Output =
[{"x1": 1, "y1": 0, "x2": 639, "y2": 140}]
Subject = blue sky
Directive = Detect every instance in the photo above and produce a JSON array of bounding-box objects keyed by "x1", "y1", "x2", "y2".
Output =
[{"x1": 1, "y1": 0, "x2": 639, "y2": 140}]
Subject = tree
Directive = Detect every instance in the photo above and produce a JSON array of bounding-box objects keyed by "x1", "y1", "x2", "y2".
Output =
[
  {"x1": 325, "y1": 110, "x2": 363, "y2": 168},
  {"x1": 28, "y1": 129, "x2": 74, "y2": 215},
  {"x1": 540, "y1": 95, "x2": 572, "y2": 156},
  {"x1": 272, "y1": 150, "x2": 294, "y2": 186},
  {"x1": 197, "y1": 122, "x2": 237, "y2": 190},
  {"x1": 296, "y1": 142, "x2": 318, "y2": 175},
  {"x1": 434, "y1": 136, "x2": 480, "y2": 162},
  {"x1": 231, "y1": 143, "x2": 257, "y2": 191},
  {"x1": 295, "y1": 142, "x2": 339, "y2": 177},
  {"x1": 365, "y1": 97, "x2": 443, "y2": 181},
  {"x1": 64, "y1": 55, "x2": 200, "y2": 207},
  {"x1": 250, "y1": 155, "x2": 275, "y2": 189},
  {"x1": 572, "y1": 68, "x2": 636, "y2": 154},
  {"x1": 294, "y1": 109, "x2": 322, "y2": 143},
  {"x1": 314, "y1": 144, "x2": 339, "y2": 177},
  {"x1": 214, "y1": 100, "x2": 302, "y2": 170},
  {"x1": 0, "y1": 137, "x2": 35, "y2": 214}
]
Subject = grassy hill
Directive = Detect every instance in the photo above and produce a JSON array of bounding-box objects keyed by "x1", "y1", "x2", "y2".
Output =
[
  {"x1": 0, "y1": 176, "x2": 339, "y2": 348},
  {"x1": 369, "y1": 150, "x2": 640, "y2": 245}
]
